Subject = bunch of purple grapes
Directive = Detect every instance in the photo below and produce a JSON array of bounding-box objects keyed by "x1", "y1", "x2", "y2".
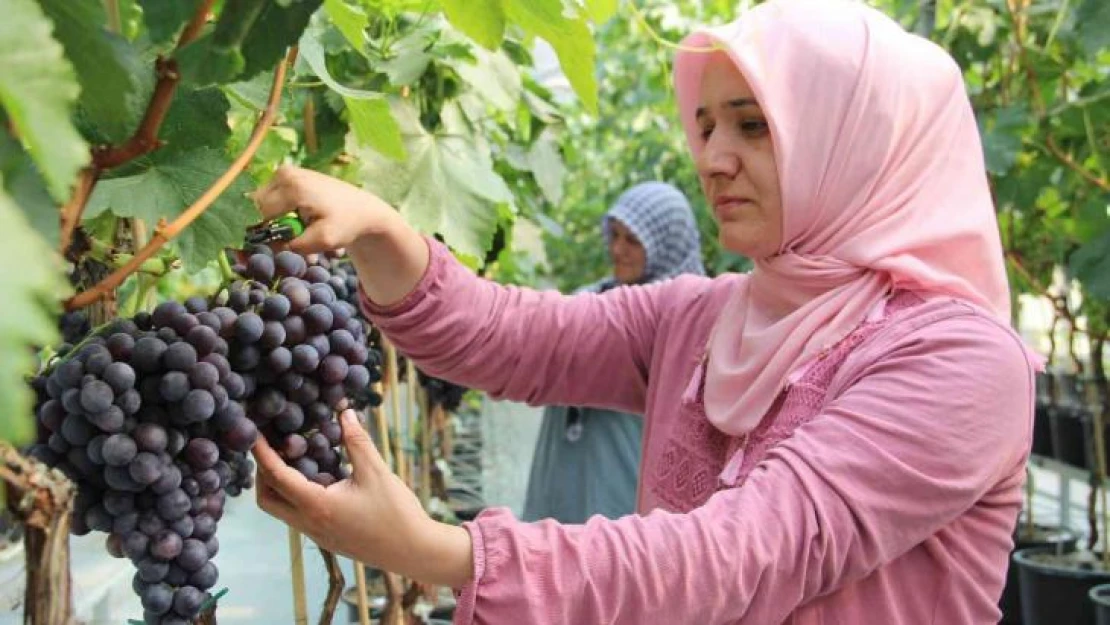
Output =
[
  {"x1": 24, "y1": 244, "x2": 384, "y2": 624},
  {"x1": 25, "y1": 311, "x2": 253, "y2": 624},
  {"x1": 225, "y1": 245, "x2": 382, "y2": 485}
]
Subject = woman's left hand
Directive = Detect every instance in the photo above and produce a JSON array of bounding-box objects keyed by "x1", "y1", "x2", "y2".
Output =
[{"x1": 252, "y1": 409, "x2": 474, "y2": 588}]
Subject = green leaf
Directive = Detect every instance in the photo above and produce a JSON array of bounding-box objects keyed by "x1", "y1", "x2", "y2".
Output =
[
  {"x1": 38, "y1": 0, "x2": 143, "y2": 142},
  {"x1": 0, "y1": 0, "x2": 89, "y2": 202},
  {"x1": 159, "y1": 87, "x2": 233, "y2": 156},
  {"x1": 440, "y1": 0, "x2": 505, "y2": 50},
  {"x1": 299, "y1": 30, "x2": 404, "y2": 159},
  {"x1": 85, "y1": 148, "x2": 260, "y2": 271},
  {"x1": 175, "y1": 35, "x2": 247, "y2": 88},
  {"x1": 345, "y1": 98, "x2": 405, "y2": 161},
  {"x1": 585, "y1": 0, "x2": 619, "y2": 24},
  {"x1": 978, "y1": 105, "x2": 1028, "y2": 175},
  {"x1": 445, "y1": 47, "x2": 522, "y2": 112},
  {"x1": 0, "y1": 186, "x2": 66, "y2": 445},
  {"x1": 139, "y1": 0, "x2": 201, "y2": 44},
  {"x1": 240, "y1": 0, "x2": 323, "y2": 80},
  {"x1": 1075, "y1": 0, "x2": 1110, "y2": 57},
  {"x1": 1070, "y1": 230, "x2": 1110, "y2": 299},
  {"x1": 527, "y1": 131, "x2": 566, "y2": 205},
  {"x1": 379, "y1": 27, "x2": 434, "y2": 86},
  {"x1": 503, "y1": 0, "x2": 597, "y2": 115},
  {"x1": 348, "y1": 100, "x2": 510, "y2": 259},
  {"x1": 324, "y1": 0, "x2": 368, "y2": 52},
  {"x1": 0, "y1": 132, "x2": 57, "y2": 246}
]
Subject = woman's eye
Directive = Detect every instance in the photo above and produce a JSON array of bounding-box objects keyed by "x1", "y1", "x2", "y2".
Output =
[{"x1": 740, "y1": 119, "x2": 769, "y2": 136}]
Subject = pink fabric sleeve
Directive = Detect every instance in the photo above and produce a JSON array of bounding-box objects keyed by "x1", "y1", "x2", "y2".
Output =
[
  {"x1": 360, "y1": 238, "x2": 703, "y2": 414},
  {"x1": 452, "y1": 312, "x2": 1034, "y2": 624}
]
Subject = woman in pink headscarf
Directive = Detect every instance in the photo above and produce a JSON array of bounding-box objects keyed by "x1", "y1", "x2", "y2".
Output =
[{"x1": 250, "y1": 1, "x2": 1038, "y2": 622}]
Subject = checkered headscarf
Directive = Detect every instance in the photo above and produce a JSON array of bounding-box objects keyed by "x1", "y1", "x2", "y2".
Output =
[{"x1": 600, "y1": 182, "x2": 706, "y2": 287}]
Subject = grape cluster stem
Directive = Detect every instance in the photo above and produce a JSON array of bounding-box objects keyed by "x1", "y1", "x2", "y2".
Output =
[{"x1": 65, "y1": 47, "x2": 299, "y2": 313}]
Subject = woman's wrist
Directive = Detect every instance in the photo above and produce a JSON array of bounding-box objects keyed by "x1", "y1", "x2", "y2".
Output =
[{"x1": 407, "y1": 519, "x2": 474, "y2": 589}]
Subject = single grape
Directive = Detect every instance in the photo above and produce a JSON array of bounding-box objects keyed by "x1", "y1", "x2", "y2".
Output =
[
  {"x1": 181, "y1": 477, "x2": 200, "y2": 497},
  {"x1": 191, "y1": 514, "x2": 216, "y2": 542},
  {"x1": 260, "y1": 321, "x2": 286, "y2": 350},
  {"x1": 61, "y1": 387, "x2": 84, "y2": 414},
  {"x1": 48, "y1": 432, "x2": 70, "y2": 454},
  {"x1": 123, "y1": 531, "x2": 150, "y2": 561},
  {"x1": 319, "y1": 355, "x2": 349, "y2": 385},
  {"x1": 195, "y1": 311, "x2": 222, "y2": 333},
  {"x1": 205, "y1": 535, "x2": 219, "y2": 558},
  {"x1": 138, "y1": 510, "x2": 166, "y2": 536},
  {"x1": 80, "y1": 380, "x2": 115, "y2": 414},
  {"x1": 151, "y1": 465, "x2": 183, "y2": 496},
  {"x1": 273, "y1": 402, "x2": 304, "y2": 433},
  {"x1": 253, "y1": 388, "x2": 286, "y2": 420},
  {"x1": 172, "y1": 586, "x2": 206, "y2": 618},
  {"x1": 302, "y1": 304, "x2": 334, "y2": 335},
  {"x1": 55, "y1": 359, "x2": 84, "y2": 389},
  {"x1": 134, "y1": 423, "x2": 169, "y2": 454},
  {"x1": 184, "y1": 296, "x2": 208, "y2": 314},
  {"x1": 156, "y1": 489, "x2": 191, "y2": 522},
  {"x1": 319, "y1": 420, "x2": 342, "y2": 446},
  {"x1": 279, "y1": 434, "x2": 308, "y2": 460},
  {"x1": 83, "y1": 347, "x2": 113, "y2": 376},
  {"x1": 129, "y1": 452, "x2": 163, "y2": 485},
  {"x1": 189, "y1": 562, "x2": 218, "y2": 590},
  {"x1": 196, "y1": 469, "x2": 221, "y2": 494},
  {"x1": 305, "y1": 266, "x2": 330, "y2": 284},
  {"x1": 328, "y1": 330, "x2": 356, "y2": 358},
  {"x1": 86, "y1": 434, "x2": 108, "y2": 464},
  {"x1": 156, "y1": 327, "x2": 179, "y2": 343},
  {"x1": 164, "y1": 564, "x2": 190, "y2": 587},
  {"x1": 185, "y1": 439, "x2": 219, "y2": 470},
  {"x1": 186, "y1": 325, "x2": 220, "y2": 357},
  {"x1": 274, "y1": 251, "x2": 307, "y2": 278},
  {"x1": 150, "y1": 528, "x2": 184, "y2": 561},
  {"x1": 172, "y1": 313, "x2": 199, "y2": 338},
  {"x1": 167, "y1": 429, "x2": 187, "y2": 456},
  {"x1": 141, "y1": 583, "x2": 174, "y2": 615},
  {"x1": 345, "y1": 365, "x2": 371, "y2": 390},
  {"x1": 292, "y1": 457, "x2": 319, "y2": 479},
  {"x1": 60, "y1": 414, "x2": 95, "y2": 445},
  {"x1": 103, "y1": 490, "x2": 135, "y2": 516},
  {"x1": 115, "y1": 388, "x2": 142, "y2": 415},
  {"x1": 234, "y1": 313, "x2": 264, "y2": 344},
  {"x1": 112, "y1": 511, "x2": 139, "y2": 535},
  {"x1": 306, "y1": 334, "x2": 331, "y2": 358},
  {"x1": 247, "y1": 254, "x2": 276, "y2": 282},
  {"x1": 248, "y1": 288, "x2": 266, "y2": 306},
  {"x1": 176, "y1": 538, "x2": 208, "y2": 572},
  {"x1": 290, "y1": 378, "x2": 320, "y2": 405},
  {"x1": 152, "y1": 302, "x2": 188, "y2": 330},
  {"x1": 291, "y1": 344, "x2": 320, "y2": 373},
  {"x1": 170, "y1": 515, "x2": 194, "y2": 539},
  {"x1": 229, "y1": 343, "x2": 261, "y2": 370},
  {"x1": 223, "y1": 372, "x2": 246, "y2": 400},
  {"x1": 163, "y1": 342, "x2": 198, "y2": 372},
  {"x1": 182, "y1": 389, "x2": 215, "y2": 423},
  {"x1": 159, "y1": 372, "x2": 190, "y2": 403},
  {"x1": 282, "y1": 315, "x2": 308, "y2": 346},
  {"x1": 88, "y1": 405, "x2": 125, "y2": 433},
  {"x1": 221, "y1": 417, "x2": 258, "y2": 453},
  {"x1": 102, "y1": 433, "x2": 138, "y2": 466}
]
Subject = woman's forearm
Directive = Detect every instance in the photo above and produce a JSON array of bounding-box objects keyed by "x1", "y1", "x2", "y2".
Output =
[{"x1": 348, "y1": 209, "x2": 431, "y2": 308}]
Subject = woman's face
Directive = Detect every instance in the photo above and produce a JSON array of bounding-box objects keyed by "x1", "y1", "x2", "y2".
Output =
[
  {"x1": 695, "y1": 53, "x2": 783, "y2": 259},
  {"x1": 608, "y1": 219, "x2": 647, "y2": 284}
]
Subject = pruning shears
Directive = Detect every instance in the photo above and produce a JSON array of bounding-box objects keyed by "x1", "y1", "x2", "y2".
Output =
[{"x1": 245, "y1": 211, "x2": 305, "y2": 246}]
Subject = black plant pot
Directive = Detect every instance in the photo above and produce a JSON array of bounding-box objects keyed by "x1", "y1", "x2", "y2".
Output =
[
  {"x1": 1014, "y1": 547, "x2": 1110, "y2": 625},
  {"x1": 1090, "y1": 584, "x2": 1110, "y2": 625},
  {"x1": 1000, "y1": 525, "x2": 1078, "y2": 624}
]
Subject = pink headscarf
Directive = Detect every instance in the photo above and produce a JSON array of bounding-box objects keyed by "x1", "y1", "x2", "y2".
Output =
[{"x1": 673, "y1": 0, "x2": 1012, "y2": 436}]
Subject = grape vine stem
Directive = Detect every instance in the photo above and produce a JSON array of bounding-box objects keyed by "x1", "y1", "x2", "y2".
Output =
[
  {"x1": 57, "y1": 0, "x2": 217, "y2": 257},
  {"x1": 64, "y1": 47, "x2": 298, "y2": 312}
]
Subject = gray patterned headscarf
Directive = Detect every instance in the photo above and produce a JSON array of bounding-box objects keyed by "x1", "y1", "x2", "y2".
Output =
[{"x1": 592, "y1": 182, "x2": 706, "y2": 292}]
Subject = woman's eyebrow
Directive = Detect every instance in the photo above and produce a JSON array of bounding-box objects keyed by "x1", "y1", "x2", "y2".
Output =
[{"x1": 695, "y1": 98, "x2": 761, "y2": 120}]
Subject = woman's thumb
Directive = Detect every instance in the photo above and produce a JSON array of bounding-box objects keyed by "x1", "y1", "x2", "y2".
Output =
[{"x1": 339, "y1": 409, "x2": 386, "y2": 480}]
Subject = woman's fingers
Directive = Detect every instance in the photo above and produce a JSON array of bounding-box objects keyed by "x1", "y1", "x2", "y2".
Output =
[
  {"x1": 339, "y1": 409, "x2": 388, "y2": 482},
  {"x1": 252, "y1": 436, "x2": 324, "y2": 505},
  {"x1": 256, "y1": 473, "x2": 300, "y2": 525}
]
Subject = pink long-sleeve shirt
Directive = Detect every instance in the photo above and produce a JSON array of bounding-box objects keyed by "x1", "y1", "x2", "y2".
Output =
[{"x1": 361, "y1": 239, "x2": 1035, "y2": 625}]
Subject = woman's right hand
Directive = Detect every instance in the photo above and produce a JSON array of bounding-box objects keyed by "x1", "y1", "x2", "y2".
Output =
[
  {"x1": 253, "y1": 165, "x2": 397, "y2": 254},
  {"x1": 255, "y1": 166, "x2": 430, "y2": 307}
]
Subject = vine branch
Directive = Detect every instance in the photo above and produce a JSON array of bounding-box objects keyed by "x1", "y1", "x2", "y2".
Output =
[
  {"x1": 57, "y1": 0, "x2": 216, "y2": 256},
  {"x1": 64, "y1": 47, "x2": 297, "y2": 311}
]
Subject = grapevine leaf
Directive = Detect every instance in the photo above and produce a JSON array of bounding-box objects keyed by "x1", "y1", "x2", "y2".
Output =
[
  {"x1": 174, "y1": 34, "x2": 248, "y2": 88},
  {"x1": 159, "y1": 87, "x2": 233, "y2": 156},
  {"x1": 0, "y1": 0, "x2": 89, "y2": 202},
  {"x1": 239, "y1": 0, "x2": 324, "y2": 81},
  {"x1": 348, "y1": 100, "x2": 509, "y2": 259},
  {"x1": 38, "y1": 0, "x2": 143, "y2": 142},
  {"x1": 379, "y1": 30, "x2": 434, "y2": 86},
  {"x1": 84, "y1": 148, "x2": 259, "y2": 272},
  {"x1": 324, "y1": 0, "x2": 369, "y2": 53},
  {"x1": 527, "y1": 130, "x2": 566, "y2": 205},
  {"x1": 977, "y1": 105, "x2": 1027, "y2": 175},
  {"x1": 440, "y1": 0, "x2": 505, "y2": 50},
  {"x1": 139, "y1": 0, "x2": 201, "y2": 44},
  {"x1": 0, "y1": 186, "x2": 67, "y2": 445},
  {"x1": 445, "y1": 47, "x2": 522, "y2": 112},
  {"x1": 1070, "y1": 231, "x2": 1110, "y2": 299},
  {"x1": 299, "y1": 31, "x2": 404, "y2": 160},
  {"x1": 0, "y1": 132, "x2": 57, "y2": 246},
  {"x1": 345, "y1": 99, "x2": 405, "y2": 161},
  {"x1": 585, "y1": 0, "x2": 619, "y2": 24},
  {"x1": 1075, "y1": 0, "x2": 1110, "y2": 57},
  {"x1": 502, "y1": 0, "x2": 597, "y2": 114},
  {"x1": 224, "y1": 70, "x2": 276, "y2": 111}
]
